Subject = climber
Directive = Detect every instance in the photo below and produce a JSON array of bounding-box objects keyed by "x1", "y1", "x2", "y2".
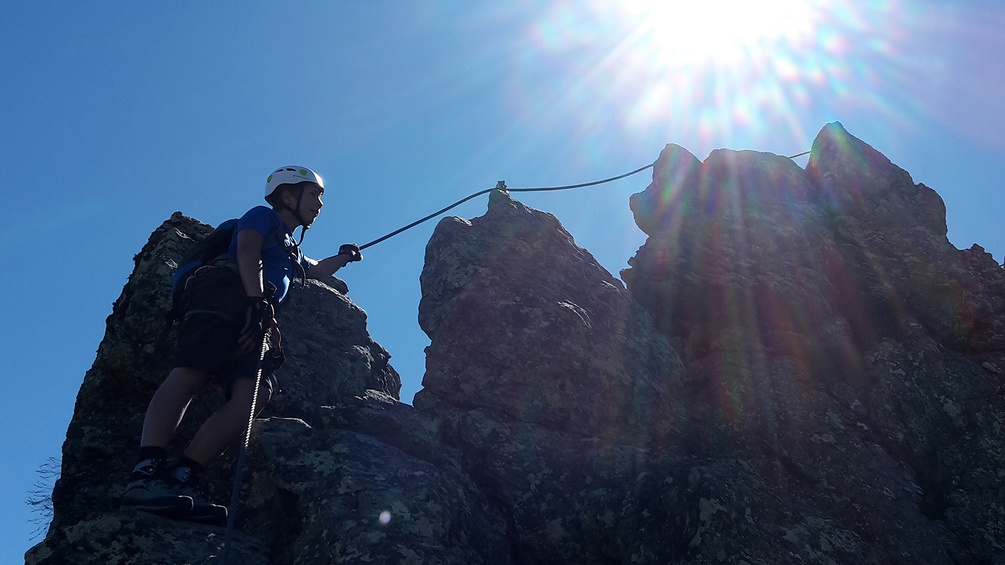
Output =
[{"x1": 120, "y1": 165, "x2": 362, "y2": 524}]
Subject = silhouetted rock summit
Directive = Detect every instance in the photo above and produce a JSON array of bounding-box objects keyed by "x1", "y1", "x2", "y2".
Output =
[{"x1": 28, "y1": 123, "x2": 1005, "y2": 564}]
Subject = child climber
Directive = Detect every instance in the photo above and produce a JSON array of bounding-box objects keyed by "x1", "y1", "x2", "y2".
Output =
[{"x1": 121, "y1": 165, "x2": 361, "y2": 523}]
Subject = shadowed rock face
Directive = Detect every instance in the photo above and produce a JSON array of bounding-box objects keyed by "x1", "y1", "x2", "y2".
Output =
[
  {"x1": 27, "y1": 215, "x2": 509, "y2": 564},
  {"x1": 621, "y1": 122, "x2": 1005, "y2": 563},
  {"x1": 28, "y1": 123, "x2": 1005, "y2": 565},
  {"x1": 414, "y1": 190, "x2": 697, "y2": 563},
  {"x1": 627, "y1": 122, "x2": 1003, "y2": 357},
  {"x1": 416, "y1": 189, "x2": 684, "y2": 444}
]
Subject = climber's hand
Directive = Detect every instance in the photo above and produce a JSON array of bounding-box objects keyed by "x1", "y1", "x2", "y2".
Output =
[
  {"x1": 238, "y1": 297, "x2": 274, "y2": 352},
  {"x1": 339, "y1": 243, "x2": 362, "y2": 263}
]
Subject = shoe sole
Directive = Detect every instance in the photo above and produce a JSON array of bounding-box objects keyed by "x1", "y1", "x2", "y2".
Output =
[
  {"x1": 179, "y1": 507, "x2": 229, "y2": 526},
  {"x1": 122, "y1": 497, "x2": 194, "y2": 513},
  {"x1": 150, "y1": 504, "x2": 229, "y2": 526}
]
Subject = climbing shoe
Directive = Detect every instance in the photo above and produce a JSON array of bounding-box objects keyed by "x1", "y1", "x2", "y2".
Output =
[
  {"x1": 121, "y1": 477, "x2": 195, "y2": 514},
  {"x1": 162, "y1": 465, "x2": 229, "y2": 526},
  {"x1": 176, "y1": 491, "x2": 229, "y2": 525},
  {"x1": 121, "y1": 454, "x2": 194, "y2": 514}
]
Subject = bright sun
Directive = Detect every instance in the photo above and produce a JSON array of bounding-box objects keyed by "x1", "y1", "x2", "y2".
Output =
[
  {"x1": 527, "y1": 0, "x2": 904, "y2": 149},
  {"x1": 619, "y1": 0, "x2": 817, "y2": 64}
]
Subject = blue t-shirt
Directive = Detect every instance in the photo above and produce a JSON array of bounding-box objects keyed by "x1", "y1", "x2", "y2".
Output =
[{"x1": 223, "y1": 206, "x2": 314, "y2": 302}]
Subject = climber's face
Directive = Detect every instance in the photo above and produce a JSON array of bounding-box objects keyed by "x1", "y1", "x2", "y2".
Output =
[{"x1": 298, "y1": 183, "x2": 324, "y2": 227}]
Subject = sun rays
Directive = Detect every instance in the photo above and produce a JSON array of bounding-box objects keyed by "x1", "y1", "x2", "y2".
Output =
[{"x1": 524, "y1": 1, "x2": 933, "y2": 151}]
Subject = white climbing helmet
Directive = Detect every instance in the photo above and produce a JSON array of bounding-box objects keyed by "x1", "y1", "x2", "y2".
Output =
[{"x1": 265, "y1": 165, "x2": 324, "y2": 199}]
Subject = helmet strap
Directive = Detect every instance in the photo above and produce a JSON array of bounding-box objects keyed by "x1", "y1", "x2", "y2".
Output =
[
  {"x1": 293, "y1": 185, "x2": 305, "y2": 223},
  {"x1": 292, "y1": 187, "x2": 310, "y2": 244},
  {"x1": 274, "y1": 183, "x2": 312, "y2": 244},
  {"x1": 277, "y1": 185, "x2": 310, "y2": 229}
]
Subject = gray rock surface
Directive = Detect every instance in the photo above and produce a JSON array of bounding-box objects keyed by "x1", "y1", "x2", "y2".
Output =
[
  {"x1": 27, "y1": 123, "x2": 1005, "y2": 564},
  {"x1": 414, "y1": 190, "x2": 693, "y2": 563},
  {"x1": 622, "y1": 122, "x2": 1005, "y2": 563}
]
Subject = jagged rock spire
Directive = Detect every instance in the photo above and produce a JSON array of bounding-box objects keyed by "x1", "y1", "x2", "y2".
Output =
[{"x1": 29, "y1": 124, "x2": 1005, "y2": 564}]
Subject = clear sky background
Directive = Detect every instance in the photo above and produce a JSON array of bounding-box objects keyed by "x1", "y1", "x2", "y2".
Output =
[{"x1": 3, "y1": 2, "x2": 1003, "y2": 561}]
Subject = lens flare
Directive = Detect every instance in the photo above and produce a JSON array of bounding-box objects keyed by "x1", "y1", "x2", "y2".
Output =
[{"x1": 522, "y1": 1, "x2": 947, "y2": 150}]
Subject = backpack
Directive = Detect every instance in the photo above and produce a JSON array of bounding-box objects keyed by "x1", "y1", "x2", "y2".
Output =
[
  {"x1": 170, "y1": 218, "x2": 239, "y2": 316},
  {"x1": 170, "y1": 219, "x2": 292, "y2": 314},
  {"x1": 149, "y1": 219, "x2": 288, "y2": 362}
]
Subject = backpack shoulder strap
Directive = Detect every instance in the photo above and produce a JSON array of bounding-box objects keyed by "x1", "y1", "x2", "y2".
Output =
[{"x1": 262, "y1": 224, "x2": 286, "y2": 250}]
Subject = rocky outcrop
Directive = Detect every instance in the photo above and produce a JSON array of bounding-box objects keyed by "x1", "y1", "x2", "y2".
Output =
[
  {"x1": 26, "y1": 213, "x2": 484, "y2": 564},
  {"x1": 416, "y1": 189, "x2": 684, "y2": 443},
  {"x1": 622, "y1": 122, "x2": 1005, "y2": 563},
  {"x1": 28, "y1": 123, "x2": 1005, "y2": 564},
  {"x1": 414, "y1": 190, "x2": 697, "y2": 563},
  {"x1": 627, "y1": 123, "x2": 1004, "y2": 357}
]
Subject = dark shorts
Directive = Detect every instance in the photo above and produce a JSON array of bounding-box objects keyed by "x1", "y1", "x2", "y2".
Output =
[{"x1": 174, "y1": 264, "x2": 277, "y2": 401}]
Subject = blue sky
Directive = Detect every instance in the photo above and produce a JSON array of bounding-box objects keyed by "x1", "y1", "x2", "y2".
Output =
[{"x1": 3, "y1": 2, "x2": 1003, "y2": 561}]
